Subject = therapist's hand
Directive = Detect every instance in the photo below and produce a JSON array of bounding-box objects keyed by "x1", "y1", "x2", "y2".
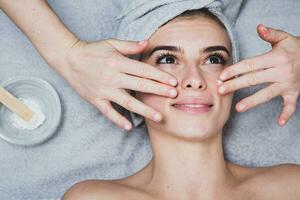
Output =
[
  {"x1": 62, "y1": 39, "x2": 178, "y2": 130},
  {"x1": 0, "y1": 1, "x2": 178, "y2": 130},
  {"x1": 218, "y1": 24, "x2": 300, "y2": 126}
]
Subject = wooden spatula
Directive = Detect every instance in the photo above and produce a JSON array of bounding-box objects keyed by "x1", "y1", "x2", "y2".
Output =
[{"x1": 0, "y1": 85, "x2": 34, "y2": 122}]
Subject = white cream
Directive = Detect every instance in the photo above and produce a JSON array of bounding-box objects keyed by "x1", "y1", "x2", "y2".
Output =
[{"x1": 9, "y1": 98, "x2": 46, "y2": 130}]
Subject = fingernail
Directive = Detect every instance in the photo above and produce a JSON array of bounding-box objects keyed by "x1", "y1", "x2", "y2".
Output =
[
  {"x1": 218, "y1": 85, "x2": 226, "y2": 94},
  {"x1": 279, "y1": 119, "x2": 286, "y2": 126},
  {"x1": 168, "y1": 89, "x2": 177, "y2": 97},
  {"x1": 169, "y1": 79, "x2": 177, "y2": 86},
  {"x1": 220, "y1": 73, "x2": 227, "y2": 80},
  {"x1": 262, "y1": 25, "x2": 268, "y2": 32},
  {"x1": 238, "y1": 104, "x2": 246, "y2": 111},
  {"x1": 216, "y1": 79, "x2": 223, "y2": 86},
  {"x1": 124, "y1": 124, "x2": 132, "y2": 130},
  {"x1": 153, "y1": 113, "x2": 162, "y2": 122},
  {"x1": 138, "y1": 40, "x2": 146, "y2": 45}
]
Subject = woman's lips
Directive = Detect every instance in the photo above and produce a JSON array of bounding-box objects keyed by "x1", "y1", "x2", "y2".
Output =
[
  {"x1": 171, "y1": 97, "x2": 213, "y2": 114},
  {"x1": 172, "y1": 104, "x2": 212, "y2": 114}
]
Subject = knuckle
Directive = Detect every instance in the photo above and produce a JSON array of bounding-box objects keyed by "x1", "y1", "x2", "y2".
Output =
[
  {"x1": 142, "y1": 107, "x2": 153, "y2": 119},
  {"x1": 98, "y1": 101, "x2": 109, "y2": 116},
  {"x1": 101, "y1": 71, "x2": 114, "y2": 85},
  {"x1": 288, "y1": 105, "x2": 296, "y2": 114},
  {"x1": 160, "y1": 73, "x2": 169, "y2": 83},
  {"x1": 111, "y1": 75, "x2": 122, "y2": 86},
  {"x1": 226, "y1": 68, "x2": 233, "y2": 77},
  {"x1": 277, "y1": 50, "x2": 290, "y2": 64},
  {"x1": 243, "y1": 98, "x2": 254, "y2": 108},
  {"x1": 140, "y1": 65, "x2": 151, "y2": 76},
  {"x1": 108, "y1": 56, "x2": 121, "y2": 67},
  {"x1": 101, "y1": 106, "x2": 110, "y2": 116},
  {"x1": 252, "y1": 74, "x2": 259, "y2": 85},
  {"x1": 285, "y1": 65, "x2": 295, "y2": 79},
  {"x1": 122, "y1": 97, "x2": 133, "y2": 110},
  {"x1": 284, "y1": 105, "x2": 295, "y2": 117},
  {"x1": 244, "y1": 59, "x2": 255, "y2": 72},
  {"x1": 225, "y1": 82, "x2": 234, "y2": 92},
  {"x1": 267, "y1": 87, "x2": 276, "y2": 100},
  {"x1": 291, "y1": 106, "x2": 296, "y2": 114},
  {"x1": 115, "y1": 116, "x2": 125, "y2": 126},
  {"x1": 157, "y1": 70, "x2": 170, "y2": 82},
  {"x1": 248, "y1": 73, "x2": 258, "y2": 86},
  {"x1": 136, "y1": 80, "x2": 148, "y2": 91}
]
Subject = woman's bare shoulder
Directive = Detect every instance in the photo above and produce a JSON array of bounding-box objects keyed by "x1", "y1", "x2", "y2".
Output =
[
  {"x1": 62, "y1": 178, "x2": 153, "y2": 200},
  {"x1": 62, "y1": 179, "x2": 122, "y2": 200},
  {"x1": 230, "y1": 163, "x2": 300, "y2": 200},
  {"x1": 244, "y1": 163, "x2": 300, "y2": 185}
]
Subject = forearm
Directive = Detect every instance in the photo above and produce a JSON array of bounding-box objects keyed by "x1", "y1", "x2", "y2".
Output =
[{"x1": 0, "y1": 0, "x2": 78, "y2": 73}]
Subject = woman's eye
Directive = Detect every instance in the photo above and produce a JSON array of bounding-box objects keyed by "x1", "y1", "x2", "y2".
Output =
[
  {"x1": 156, "y1": 55, "x2": 177, "y2": 64},
  {"x1": 205, "y1": 55, "x2": 225, "y2": 65}
]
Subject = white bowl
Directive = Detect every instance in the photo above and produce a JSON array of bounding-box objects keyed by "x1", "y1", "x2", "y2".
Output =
[{"x1": 0, "y1": 77, "x2": 61, "y2": 146}]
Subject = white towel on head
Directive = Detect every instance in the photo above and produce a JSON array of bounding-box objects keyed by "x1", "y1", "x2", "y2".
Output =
[{"x1": 117, "y1": 0, "x2": 239, "y2": 63}]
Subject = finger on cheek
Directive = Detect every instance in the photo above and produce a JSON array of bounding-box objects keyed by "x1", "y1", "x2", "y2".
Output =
[
  {"x1": 216, "y1": 79, "x2": 223, "y2": 86},
  {"x1": 220, "y1": 71, "x2": 228, "y2": 81},
  {"x1": 217, "y1": 78, "x2": 230, "y2": 95},
  {"x1": 218, "y1": 85, "x2": 227, "y2": 95},
  {"x1": 216, "y1": 79, "x2": 225, "y2": 95}
]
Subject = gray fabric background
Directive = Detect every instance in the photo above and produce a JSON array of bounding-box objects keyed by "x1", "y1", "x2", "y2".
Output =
[{"x1": 0, "y1": 0, "x2": 299, "y2": 199}]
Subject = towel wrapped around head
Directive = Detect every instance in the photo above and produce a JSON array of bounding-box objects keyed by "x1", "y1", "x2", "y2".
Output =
[{"x1": 116, "y1": 0, "x2": 239, "y2": 127}]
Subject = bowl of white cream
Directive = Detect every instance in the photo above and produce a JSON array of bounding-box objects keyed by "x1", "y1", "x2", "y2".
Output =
[{"x1": 0, "y1": 77, "x2": 61, "y2": 146}]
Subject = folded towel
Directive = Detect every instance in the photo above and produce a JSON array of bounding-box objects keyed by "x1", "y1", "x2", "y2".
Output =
[{"x1": 117, "y1": 0, "x2": 239, "y2": 63}]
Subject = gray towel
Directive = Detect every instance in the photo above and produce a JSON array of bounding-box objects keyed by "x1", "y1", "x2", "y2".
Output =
[{"x1": 1, "y1": 0, "x2": 299, "y2": 199}]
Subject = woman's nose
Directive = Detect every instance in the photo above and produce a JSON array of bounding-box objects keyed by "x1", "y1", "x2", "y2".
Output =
[{"x1": 181, "y1": 66, "x2": 207, "y2": 90}]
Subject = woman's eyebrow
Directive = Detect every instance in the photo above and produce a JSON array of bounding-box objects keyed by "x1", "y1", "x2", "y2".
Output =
[
  {"x1": 143, "y1": 45, "x2": 184, "y2": 59},
  {"x1": 142, "y1": 45, "x2": 230, "y2": 60},
  {"x1": 203, "y1": 46, "x2": 230, "y2": 55}
]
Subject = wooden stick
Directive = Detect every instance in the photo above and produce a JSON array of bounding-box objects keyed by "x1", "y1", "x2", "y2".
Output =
[{"x1": 0, "y1": 85, "x2": 34, "y2": 122}]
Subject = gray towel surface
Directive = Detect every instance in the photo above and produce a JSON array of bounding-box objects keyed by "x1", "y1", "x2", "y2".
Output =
[{"x1": 0, "y1": 0, "x2": 300, "y2": 199}]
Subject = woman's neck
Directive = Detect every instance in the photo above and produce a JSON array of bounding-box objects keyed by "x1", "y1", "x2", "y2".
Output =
[{"x1": 144, "y1": 130, "x2": 237, "y2": 199}]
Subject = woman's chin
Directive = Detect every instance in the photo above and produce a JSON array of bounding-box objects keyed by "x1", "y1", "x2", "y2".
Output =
[
  {"x1": 148, "y1": 119, "x2": 221, "y2": 142},
  {"x1": 169, "y1": 123, "x2": 220, "y2": 141}
]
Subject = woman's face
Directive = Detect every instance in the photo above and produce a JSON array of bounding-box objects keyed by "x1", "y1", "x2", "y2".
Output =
[{"x1": 138, "y1": 16, "x2": 233, "y2": 141}]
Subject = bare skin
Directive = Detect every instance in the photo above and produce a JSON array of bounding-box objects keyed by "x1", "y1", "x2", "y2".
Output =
[
  {"x1": 63, "y1": 163, "x2": 300, "y2": 200},
  {"x1": 63, "y1": 16, "x2": 300, "y2": 200}
]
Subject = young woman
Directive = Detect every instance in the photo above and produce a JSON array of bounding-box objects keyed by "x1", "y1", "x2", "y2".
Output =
[{"x1": 63, "y1": 8, "x2": 300, "y2": 200}]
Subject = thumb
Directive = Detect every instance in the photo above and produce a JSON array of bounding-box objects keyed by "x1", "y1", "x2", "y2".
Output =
[
  {"x1": 257, "y1": 24, "x2": 289, "y2": 46},
  {"x1": 106, "y1": 39, "x2": 148, "y2": 55}
]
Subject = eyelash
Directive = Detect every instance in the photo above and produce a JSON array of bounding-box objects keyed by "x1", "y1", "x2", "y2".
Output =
[
  {"x1": 155, "y1": 52, "x2": 177, "y2": 64},
  {"x1": 208, "y1": 53, "x2": 226, "y2": 65},
  {"x1": 155, "y1": 52, "x2": 227, "y2": 65}
]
